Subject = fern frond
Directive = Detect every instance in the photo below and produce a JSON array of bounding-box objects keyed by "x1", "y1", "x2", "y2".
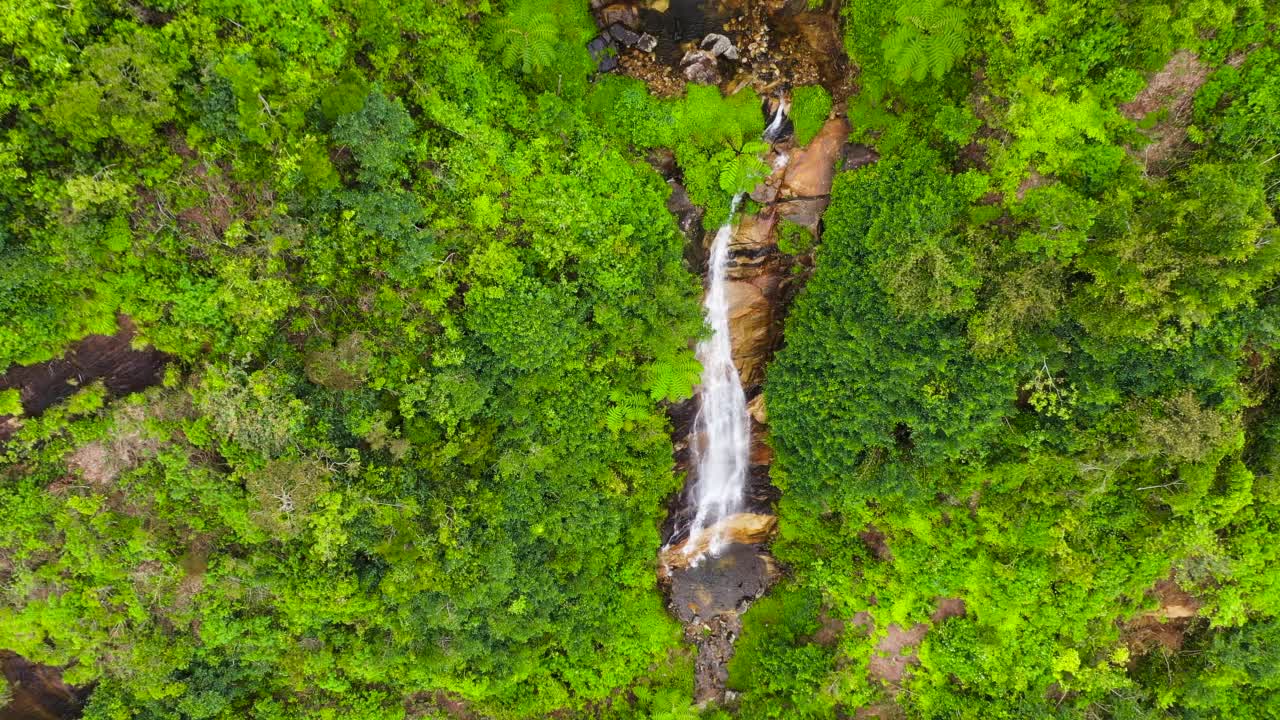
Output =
[
  {"x1": 495, "y1": 4, "x2": 558, "y2": 75},
  {"x1": 644, "y1": 352, "x2": 702, "y2": 402},
  {"x1": 719, "y1": 153, "x2": 770, "y2": 194},
  {"x1": 882, "y1": 0, "x2": 967, "y2": 84},
  {"x1": 605, "y1": 405, "x2": 626, "y2": 432}
]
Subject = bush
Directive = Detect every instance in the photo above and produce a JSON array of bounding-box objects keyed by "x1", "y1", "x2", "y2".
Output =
[{"x1": 789, "y1": 85, "x2": 833, "y2": 145}]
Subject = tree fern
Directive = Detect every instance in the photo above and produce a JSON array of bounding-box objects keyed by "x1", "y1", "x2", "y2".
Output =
[
  {"x1": 645, "y1": 350, "x2": 703, "y2": 402},
  {"x1": 495, "y1": 2, "x2": 558, "y2": 75},
  {"x1": 606, "y1": 391, "x2": 651, "y2": 432},
  {"x1": 719, "y1": 149, "x2": 771, "y2": 195},
  {"x1": 883, "y1": 0, "x2": 969, "y2": 83}
]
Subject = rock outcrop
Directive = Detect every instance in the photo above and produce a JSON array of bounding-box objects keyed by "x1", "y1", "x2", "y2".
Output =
[
  {"x1": 657, "y1": 112, "x2": 851, "y2": 706},
  {"x1": 659, "y1": 512, "x2": 778, "y2": 575},
  {"x1": 719, "y1": 116, "x2": 847, "y2": 392}
]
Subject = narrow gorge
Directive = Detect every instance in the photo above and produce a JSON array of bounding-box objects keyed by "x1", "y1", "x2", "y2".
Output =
[{"x1": 587, "y1": 0, "x2": 861, "y2": 704}]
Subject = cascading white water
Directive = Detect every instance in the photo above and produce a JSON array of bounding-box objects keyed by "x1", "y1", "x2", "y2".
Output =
[
  {"x1": 764, "y1": 96, "x2": 787, "y2": 141},
  {"x1": 682, "y1": 195, "x2": 753, "y2": 561},
  {"x1": 674, "y1": 97, "x2": 789, "y2": 565}
]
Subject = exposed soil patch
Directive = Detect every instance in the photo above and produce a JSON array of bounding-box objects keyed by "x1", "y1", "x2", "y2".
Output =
[
  {"x1": 1123, "y1": 576, "x2": 1202, "y2": 656},
  {"x1": 405, "y1": 691, "x2": 478, "y2": 720},
  {"x1": 858, "y1": 597, "x2": 968, "y2": 689},
  {"x1": 0, "y1": 652, "x2": 91, "y2": 720},
  {"x1": 810, "y1": 608, "x2": 846, "y2": 647},
  {"x1": 0, "y1": 317, "x2": 169, "y2": 439},
  {"x1": 65, "y1": 403, "x2": 164, "y2": 486},
  {"x1": 931, "y1": 596, "x2": 967, "y2": 623},
  {"x1": 858, "y1": 525, "x2": 893, "y2": 562},
  {"x1": 853, "y1": 703, "x2": 906, "y2": 719},
  {"x1": 1120, "y1": 51, "x2": 1211, "y2": 172},
  {"x1": 1016, "y1": 168, "x2": 1054, "y2": 200},
  {"x1": 867, "y1": 623, "x2": 928, "y2": 686}
]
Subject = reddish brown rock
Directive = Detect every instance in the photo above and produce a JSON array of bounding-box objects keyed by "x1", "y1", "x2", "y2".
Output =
[
  {"x1": 725, "y1": 278, "x2": 780, "y2": 386},
  {"x1": 659, "y1": 513, "x2": 779, "y2": 573},
  {"x1": 775, "y1": 196, "x2": 829, "y2": 233},
  {"x1": 780, "y1": 117, "x2": 849, "y2": 199},
  {"x1": 746, "y1": 393, "x2": 767, "y2": 424},
  {"x1": 749, "y1": 432, "x2": 774, "y2": 466}
]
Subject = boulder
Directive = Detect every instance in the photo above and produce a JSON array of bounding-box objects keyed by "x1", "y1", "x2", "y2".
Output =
[
  {"x1": 701, "y1": 33, "x2": 739, "y2": 60},
  {"x1": 636, "y1": 32, "x2": 658, "y2": 53},
  {"x1": 648, "y1": 147, "x2": 677, "y2": 177},
  {"x1": 681, "y1": 49, "x2": 721, "y2": 85},
  {"x1": 727, "y1": 213, "x2": 774, "y2": 254},
  {"x1": 666, "y1": 180, "x2": 704, "y2": 242},
  {"x1": 587, "y1": 35, "x2": 619, "y2": 73},
  {"x1": 780, "y1": 116, "x2": 849, "y2": 199},
  {"x1": 608, "y1": 22, "x2": 641, "y2": 47},
  {"x1": 842, "y1": 142, "x2": 880, "y2": 171},
  {"x1": 597, "y1": 3, "x2": 639, "y2": 28},
  {"x1": 775, "y1": 196, "x2": 829, "y2": 233}
]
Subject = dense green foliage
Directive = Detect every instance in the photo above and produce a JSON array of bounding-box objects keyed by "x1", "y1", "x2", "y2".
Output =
[
  {"x1": 749, "y1": 0, "x2": 1280, "y2": 717},
  {"x1": 0, "y1": 1, "x2": 716, "y2": 717},
  {"x1": 787, "y1": 86, "x2": 833, "y2": 146},
  {"x1": 588, "y1": 79, "x2": 769, "y2": 224},
  {"x1": 3, "y1": 0, "x2": 1279, "y2": 718}
]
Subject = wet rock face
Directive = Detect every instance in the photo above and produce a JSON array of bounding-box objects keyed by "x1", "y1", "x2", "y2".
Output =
[
  {"x1": 0, "y1": 652, "x2": 91, "y2": 720},
  {"x1": 669, "y1": 544, "x2": 777, "y2": 624},
  {"x1": 780, "y1": 117, "x2": 850, "y2": 199},
  {"x1": 660, "y1": 511, "x2": 782, "y2": 704},
  {"x1": 0, "y1": 317, "x2": 169, "y2": 440},
  {"x1": 661, "y1": 513, "x2": 778, "y2": 573},
  {"x1": 668, "y1": 544, "x2": 779, "y2": 705}
]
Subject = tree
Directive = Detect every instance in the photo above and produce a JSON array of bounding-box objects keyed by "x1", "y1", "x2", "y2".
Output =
[
  {"x1": 45, "y1": 32, "x2": 181, "y2": 148},
  {"x1": 882, "y1": 0, "x2": 969, "y2": 83},
  {"x1": 331, "y1": 91, "x2": 416, "y2": 186},
  {"x1": 494, "y1": 2, "x2": 558, "y2": 75}
]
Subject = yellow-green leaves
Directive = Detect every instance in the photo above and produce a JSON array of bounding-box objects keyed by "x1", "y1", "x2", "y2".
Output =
[{"x1": 883, "y1": 0, "x2": 969, "y2": 83}]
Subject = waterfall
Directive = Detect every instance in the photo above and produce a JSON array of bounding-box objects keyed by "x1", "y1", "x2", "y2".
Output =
[
  {"x1": 674, "y1": 100, "x2": 788, "y2": 564},
  {"x1": 682, "y1": 195, "x2": 752, "y2": 561},
  {"x1": 764, "y1": 96, "x2": 787, "y2": 141}
]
